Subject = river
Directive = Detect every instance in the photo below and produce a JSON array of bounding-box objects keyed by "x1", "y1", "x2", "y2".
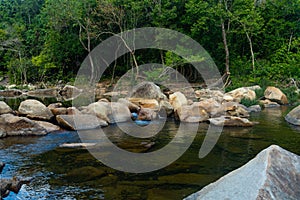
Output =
[{"x1": 1, "y1": 106, "x2": 300, "y2": 200}]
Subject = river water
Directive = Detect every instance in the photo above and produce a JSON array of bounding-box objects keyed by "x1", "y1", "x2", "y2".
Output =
[{"x1": 1, "y1": 106, "x2": 300, "y2": 200}]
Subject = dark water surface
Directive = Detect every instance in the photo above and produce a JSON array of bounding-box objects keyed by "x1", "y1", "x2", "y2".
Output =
[{"x1": 1, "y1": 106, "x2": 300, "y2": 200}]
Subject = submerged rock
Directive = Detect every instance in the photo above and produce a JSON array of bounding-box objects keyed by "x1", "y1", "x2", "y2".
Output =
[
  {"x1": 285, "y1": 105, "x2": 300, "y2": 125},
  {"x1": 56, "y1": 114, "x2": 108, "y2": 131},
  {"x1": 0, "y1": 177, "x2": 32, "y2": 198},
  {"x1": 184, "y1": 145, "x2": 300, "y2": 200},
  {"x1": 209, "y1": 116, "x2": 256, "y2": 127},
  {"x1": 18, "y1": 99, "x2": 54, "y2": 120},
  {"x1": 264, "y1": 86, "x2": 288, "y2": 105},
  {"x1": 248, "y1": 105, "x2": 262, "y2": 113}
]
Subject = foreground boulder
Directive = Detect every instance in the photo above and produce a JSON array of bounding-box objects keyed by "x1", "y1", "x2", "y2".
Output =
[
  {"x1": 81, "y1": 102, "x2": 110, "y2": 122},
  {"x1": 56, "y1": 115, "x2": 108, "y2": 131},
  {"x1": 18, "y1": 99, "x2": 53, "y2": 120},
  {"x1": 129, "y1": 81, "x2": 167, "y2": 101},
  {"x1": 285, "y1": 105, "x2": 300, "y2": 125},
  {"x1": 137, "y1": 108, "x2": 157, "y2": 121},
  {"x1": 33, "y1": 121, "x2": 61, "y2": 132},
  {"x1": 0, "y1": 114, "x2": 48, "y2": 137},
  {"x1": 264, "y1": 86, "x2": 288, "y2": 104},
  {"x1": 0, "y1": 101, "x2": 12, "y2": 114},
  {"x1": 195, "y1": 99, "x2": 223, "y2": 117},
  {"x1": 184, "y1": 145, "x2": 300, "y2": 200},
  {"x1": 209, "y1": 116, "x2": 255, "y2": 127},
  {"x1": 108, "y1": 102, "x2": 132, "y2": 123}
]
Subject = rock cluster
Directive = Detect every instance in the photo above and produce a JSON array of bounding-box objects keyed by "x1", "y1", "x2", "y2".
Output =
[{"x1": 0, "y1": 83, "x2": 293, "y2": 138}]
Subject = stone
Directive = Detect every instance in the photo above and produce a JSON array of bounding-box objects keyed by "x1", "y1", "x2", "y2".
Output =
[
  {"x1": 48, "y1": 103, "x2": 63, "y2": 109},
  {"x1": 245, "y1": 85, "x2": 261, "y2": 91},
  {"x1": 81, "y1": 102, "x2": 110, "y2": 122},
  {"x1": 50, "y1": 107, "x2": 68, "y2": 116},
  {"x1": 108, "y1": 102, "x2": 132, "y2": 123},
  {"x1": 226, "y1": 87, "x2": 256, "y2": 102},
  {"x1": 184, "y1": 145, "x2": 300, "y2": 200},
  {"x1": 26, "y1": 88, "x2": 59, "y2": 97},
  {"x1": 169, "y1": 92, "x2": 188, "y2": 112},
  {"x1": 176, "y1": 103, "x2": 209, "y2": 123},
  {"x1": 118, "y1": 98, "x2": 140, "y2": 112},
  {"x1": 260, "y1": 99, "x2": 280, "y2": 108},
  {"x1": 248, "y1": 105, "x2": 262, "y2": 112},
  {"x1": 128, "y1": 98, "x2": 159, "y2": 110},
  {"x1": 0, "y1": 127, "x2": 6, "y2": 138},
  {"x1": 222, "y1": 102, "x2": 250, "y2": 118},
  {"x1": 0, "y1": 114, "x2": 48, "y2": 136},
  {"x1": 0, "y1": 162, "x2": 5, "y2": 173},
  {"x1": 59, "y1": 85, "x2": 83, "y2": 100},
  {"x1": 129, "y1": 81, "x2": 167, "y2": 100},
  {"x1": 0, "y1": 101, "x2": 12, "y2": 114},
  {"x1": 159, "y1": 100, "x2": 174, "y2": 116},
  {"x1": 0, "y1": 89, "x2": 23, "y2": 97},
  {"x1": 138, "y1": 108, "x2": 157, "y2": 121},
  {"x1": 56, "y1": 114, "x2": 108, "y2": 131},
  {"x1": 18, "y1": 99, "x2": 54, "y2": 120},
  {"x1": 195, "y1": 98, "x2": 223, "y2": 117},
  {"x1": 264, "y1": 86, "x2": 288, "y2": 104},
  {"x1": 33, "y1": 121, "x2": 61, "y2": 133},
  {"x1": 285, "y1": 105, "x2": 300, "y2": 125},
  {"x1": 222, "y1": 94, "x2": 234, "y2": 102},
  {"x1": 209, "y1": 116, "x2": 255, "y2": 127},
  {"x1": 64, "y1": 166, "x2": 106, "y2": 183},
  {"x1": 67, "y1": 107, "x2": 82, "y2": 115},
  {"x1": 195, "y1": 89, "x2": 224, "y2": 102},
  {"x1": 0, "y1": 177, "x2": 32, "y2": 198}
]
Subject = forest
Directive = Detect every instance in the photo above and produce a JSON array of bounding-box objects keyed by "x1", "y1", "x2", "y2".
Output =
[{"x1": 0, "y1": 0, "x2": 299, "y2": 89}]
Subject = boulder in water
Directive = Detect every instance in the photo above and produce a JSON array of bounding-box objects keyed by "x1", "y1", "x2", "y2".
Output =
[
  {"x1": 18, "y1": 99, "x2": 53, "y2": 121},
  {"x1": 184, "y1": 145, "x2": 300, "y2": 200}
]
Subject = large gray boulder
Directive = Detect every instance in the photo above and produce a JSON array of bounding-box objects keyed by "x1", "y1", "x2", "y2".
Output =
[
  {"x1": 184, "y1": 145, "x2": 300, "y2": 200},
  {"x1": 129, "y1": 82, "x2": 167, "y2": 100},
  {"x1": 81, "y1": 102, "x2": 110, "y2": 122},
  {"x1": 0, "y1": 101, "x2": 12, "y2": 114},
  {"x1": 108, "y1": 102, "x2": 132, "y2": 123},
  {"x1": 18, "y1": 99, "x2": 53, "y2": 120},
  {"x1": 0, "y1": 114, "x2": 48, "y2": 136},
  {"x1": 285, "y1": 105, "x2": 300, "y2": 125}
]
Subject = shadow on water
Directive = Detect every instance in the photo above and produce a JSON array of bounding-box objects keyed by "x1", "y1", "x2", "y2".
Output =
[{"x1": 1, "y1": 107, "x2": 300, "y2": 199}]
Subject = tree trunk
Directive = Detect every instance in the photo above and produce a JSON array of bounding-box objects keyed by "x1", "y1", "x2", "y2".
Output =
[
  {"x1": 245, "y1": 31, "x2": 255, "y2": 71},
  {"x1": 221, "y1": 20, "x2": 230, "y2": 74}
]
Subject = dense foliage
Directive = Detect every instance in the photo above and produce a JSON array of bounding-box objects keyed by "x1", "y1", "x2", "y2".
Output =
[{"x1": 0, "y1": 0, "x2": 299, "y2": 87}]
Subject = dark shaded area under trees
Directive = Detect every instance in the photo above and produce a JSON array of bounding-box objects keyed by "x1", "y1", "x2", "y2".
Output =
[{"x1": 0, "y1": 0, "x2": 299, "y2": 88}]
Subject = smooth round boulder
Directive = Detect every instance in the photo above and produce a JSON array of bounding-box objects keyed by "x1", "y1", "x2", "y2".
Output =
[
  {"x1": 264, "y1": 86, "x2": 288, "y2": 104},
  {"x1": 18, "y1": 99, "x2": 53, "y2": 120}
]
